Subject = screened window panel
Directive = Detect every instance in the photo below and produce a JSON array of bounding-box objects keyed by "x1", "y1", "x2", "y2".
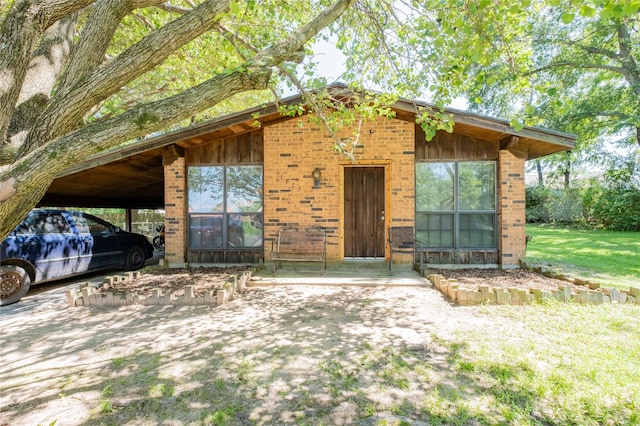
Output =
[
  {"x1": 416, "y1": 212, "x2": 454, "y2": 248},
  {"x1": 415, "y1": 162, "x2": 455, "y2": 211},
  {"x1": 226, "y1": 166, "x2": 263, "y2": 213},
  {"x1": 458, "y1": 162, "x2": 496, "y2": 211},
  {"x1": 459, "y1": 213, "x2": 495, "y2": 248},
  {"x1": 188, "y1": 167, "x2": 224, "y2": 212},
  {"x1": 415, "y1": 161, "x2": 497, "y2": 250}
]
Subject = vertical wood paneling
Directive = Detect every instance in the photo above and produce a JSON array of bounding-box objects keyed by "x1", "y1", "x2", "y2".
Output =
[
  {"x1": 237, "y1": 133, "x2": 251, "y2": 163},
  {"x1": 374, "y1": 167, "x2": 385, "y2": 256},
  {"x1": 415, "y1": 126, "x2": 499, "y2": 161},
  {"x1": 224, "y1": 136, "x2": 238, "y2": 163},
  {"x1": 187, "y1": 129, "x2": 264, "y2": 165},
  {"x1": 344, "y1": 168, "x2": 355, "y2": 257},
  {"x1": 252, "y1": 131, "x2": 264, "y2": 163}
]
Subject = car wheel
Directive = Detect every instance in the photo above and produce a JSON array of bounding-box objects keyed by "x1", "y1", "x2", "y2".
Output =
[
  {"x1": 124, "y1": 245, "x2": 146, "y2": 271},
  {"x1": 0, "y1": 265, "x2": 32, "y2": 306}
]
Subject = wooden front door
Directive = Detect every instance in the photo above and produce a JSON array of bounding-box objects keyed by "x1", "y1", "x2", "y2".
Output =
[{"x1": 344, "y1": 167, "x2": 386, "y2": 258}]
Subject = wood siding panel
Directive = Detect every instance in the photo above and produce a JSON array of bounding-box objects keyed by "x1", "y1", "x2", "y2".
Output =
[
  {"x1": 187, "y1": 129, "x2": 264, "y2": 165},
  {"x1": 188, "y1": 250, "x2": 262, "y2": 263},
  {"x1": 415, "y1": 125, "x2": 499, "y2": 161},
  {"x1": 252, "y1": 131, "x2": 264, "y2": 163},
  {"x1": 237, "y1": 133, "x2": 252, "y2": 163},
  {"x1": 224, "y1": 136, "x2": 238, "y2": 163}
]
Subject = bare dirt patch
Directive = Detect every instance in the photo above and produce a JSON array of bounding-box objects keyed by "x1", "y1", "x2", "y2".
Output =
[
  {"x1": 3, "y1": 267, "x2": 635, "y2": 426},
  {"x1": 98, "y1": 266, "x2": 250, "y2": 298},
  {"x1": 429, "y1": 268, "x2": 582, "y2": 292}
]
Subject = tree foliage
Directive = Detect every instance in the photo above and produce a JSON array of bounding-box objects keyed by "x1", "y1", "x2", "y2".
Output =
[
  {"x1": 1, "y1": 0, "x2": 637, "y2": 239},
  {"x1": 465, "y1": 0, "x2": 639, "y2": 185}
]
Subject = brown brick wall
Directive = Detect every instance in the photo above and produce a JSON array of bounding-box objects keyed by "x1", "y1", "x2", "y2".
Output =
[
  {"x1": 162, "y1": 117, "x2": 528, "y2": 267},
  {"x1": 263, "y1": 115, "x2": 415, "y2": 261},
  {"x1": 164, "y1": 156, "x2": 187, "y2": 267},
  {"x1": 498, "y1": 149, "x2": 527, "y2": 266}
]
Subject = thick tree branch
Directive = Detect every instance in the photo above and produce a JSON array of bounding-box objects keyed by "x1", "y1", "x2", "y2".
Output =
[
  {"x1": 7, "y1": 15, "x2": 75, "y2": 150},
  {"x1": 0, "y1": 0, "x2": 94, "y2": 143},
  {"x1": 19, "y1": 0, "x2": 231, "y2": 157},
  {"x1": 1, "y1": 0, "x2": 356, "y2": 238},
  {"x1": 250, "y1": 0, "x2": 355, "y2": 69},
  {"x1": 158, "y1": 2, "x2": 192, "y2": 14},
  {"x1": 57, "y1": 0, "x2": 133, "y2": 95},
  {"x1": 528, "y1": 60, "x2": 627, "y2": 77},
  {"x1": 576, "y1": 44, "x2": 620, "y2": 61}
]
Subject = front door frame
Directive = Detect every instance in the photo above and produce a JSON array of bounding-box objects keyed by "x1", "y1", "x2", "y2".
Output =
[{"x1": 339, "y1": 160, "x2": 391, "y2": 261}]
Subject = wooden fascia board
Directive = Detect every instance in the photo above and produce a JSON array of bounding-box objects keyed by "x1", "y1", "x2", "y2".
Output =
[{"x1": 391, "y1": 99, "x2": 576, "y2": 150}]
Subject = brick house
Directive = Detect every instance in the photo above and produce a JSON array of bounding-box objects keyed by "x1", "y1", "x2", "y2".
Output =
[
  {"x1": 158, "y1": 93, "x2": 575, "y2": 270},
  {"x1": 43, "y1": 87, "x2": 576, "y2": 269}
]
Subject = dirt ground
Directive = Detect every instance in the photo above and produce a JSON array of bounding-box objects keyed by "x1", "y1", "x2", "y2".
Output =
[
  {"x1": 428, "y1": 267, "x2": 582, "y2": 292},
  {"x1": 100, "y1": 266, "x2": 250, "y2": 298},
  {"x1": 0, "y1": 267, "x2": 577, "y2": 426}
]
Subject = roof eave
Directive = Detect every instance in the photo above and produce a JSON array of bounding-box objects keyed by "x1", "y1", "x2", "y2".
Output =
[{"x1": 63, "y1": 87, "x2": 576, "y2": 175}]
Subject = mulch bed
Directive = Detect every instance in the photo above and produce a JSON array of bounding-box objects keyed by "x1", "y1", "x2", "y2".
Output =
[
  {"x1": 97, "y1": 266, "x2": 250, "y2": 298},
  {"x1": 428, "y1": 268, "x2": 583, "y2": 292}
]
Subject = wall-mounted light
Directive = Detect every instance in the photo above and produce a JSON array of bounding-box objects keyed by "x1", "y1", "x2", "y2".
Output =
[{"x1": 312, "y1": 168, "x2": 322, "y2": 188}]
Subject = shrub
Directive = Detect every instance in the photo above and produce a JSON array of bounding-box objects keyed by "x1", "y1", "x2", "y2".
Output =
[
  {"x1": 525, "y1": 186, "x2": 583, "y2": 224},
  {"x1": 525, "y1": 186, "x2": 551, "y2": 223},
  {"x1": 582, "y1": 163, "x2": 640, "y2": 231}
]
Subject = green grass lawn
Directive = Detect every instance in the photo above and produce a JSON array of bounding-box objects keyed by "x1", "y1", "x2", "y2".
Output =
[
  {"x1": 447, "y1": 303, "x2": 640, "y2": 426},
  {"x1": 526, "y1": 224, "x2": 640, "y2": 289}
]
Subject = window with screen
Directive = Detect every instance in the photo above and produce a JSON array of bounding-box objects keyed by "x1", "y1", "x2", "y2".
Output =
[{"x1": 416, "y1": 161, "x2": 496, "y2": 249}]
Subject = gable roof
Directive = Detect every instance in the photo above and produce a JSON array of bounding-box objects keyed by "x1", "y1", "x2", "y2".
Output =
[{"x1": 40, "y1": 86, "x2": 576, "y2": 209}]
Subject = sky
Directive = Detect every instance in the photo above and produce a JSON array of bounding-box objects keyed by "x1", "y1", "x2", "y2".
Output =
[{"x1": 291, "y1": 38, "x2": 470, "y2": 110}]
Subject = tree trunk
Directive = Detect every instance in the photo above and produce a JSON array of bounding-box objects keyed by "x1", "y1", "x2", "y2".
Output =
[
  {"x1": 536, "y1": 159, "x2": 544, "y2": 187},
  {"x1": 17, "y1": 0, "x2": 232, "y2": 158},
  {"x1": 0, "y1": 0, "x2": 93, "y2": 144},
  {"x1": 564, "y1": 156, "x2": 571, "y2": 189}
]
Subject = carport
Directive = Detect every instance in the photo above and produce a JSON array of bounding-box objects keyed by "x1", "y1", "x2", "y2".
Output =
[{"x1": 38, "y1": 100, "x2": 292, "y2": 229}]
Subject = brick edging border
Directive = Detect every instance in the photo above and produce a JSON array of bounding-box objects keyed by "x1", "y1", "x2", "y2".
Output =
[
  {"x1": 65, "y1": 270, "x2": 254, "y2": 308},
  {"x1": 427, "y1": 264, "x2": 639, "y2": 306}
]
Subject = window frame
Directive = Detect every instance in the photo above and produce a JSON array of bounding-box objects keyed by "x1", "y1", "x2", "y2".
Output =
[
  {"x1": 415, "y1": 161, "x2": 497, "y2": 250},
  {"x1": 187, "y1": 165, "x2": 264, "y2": 250}
]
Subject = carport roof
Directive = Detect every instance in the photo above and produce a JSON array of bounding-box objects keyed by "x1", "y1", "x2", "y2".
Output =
[{"x1": 40, "y1": 86, "x2": 576, "y2": 209}]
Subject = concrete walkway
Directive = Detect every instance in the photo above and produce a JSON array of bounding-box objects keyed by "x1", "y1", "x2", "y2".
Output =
[{"x1": 251, "y1": 261, "x2": 428, "y2": 287}]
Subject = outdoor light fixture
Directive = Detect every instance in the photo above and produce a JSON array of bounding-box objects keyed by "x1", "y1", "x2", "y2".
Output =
[{"x1": 312, "y1": 168, "x2": 322, "y2": 188}]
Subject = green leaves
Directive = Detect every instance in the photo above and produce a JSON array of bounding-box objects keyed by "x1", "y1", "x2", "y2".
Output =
[
  {"x1": 579, "y1": 5, "x2": 596, "y2": 17},
  {"x1": 561, "y1": 12, "x2": 575, "y2": 24},
  {"x1": 509, "y1": 118, "x2": 525, "y2": 132}
]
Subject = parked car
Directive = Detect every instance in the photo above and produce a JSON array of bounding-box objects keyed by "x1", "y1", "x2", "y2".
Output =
[{"x1": 1, "y1": 209, "x2": 154, "y2": 305}]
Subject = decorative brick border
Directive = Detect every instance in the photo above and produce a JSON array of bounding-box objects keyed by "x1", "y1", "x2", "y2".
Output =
[
  {"x1": 65, "y1": 270, "x2": 254, "y2": 307},
  {"x1": 428, "y1": 270, "x2": 639, "y2": 307}
]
